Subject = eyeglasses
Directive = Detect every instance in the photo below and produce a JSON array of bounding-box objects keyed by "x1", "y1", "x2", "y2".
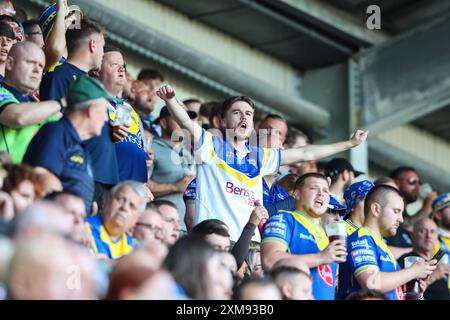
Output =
[
  {"x1": 406, "y1": 177, "x2": 421, "y2": 186},
  {"x1": 136, "y1": 222, "x2": 164, "y2": 235}
]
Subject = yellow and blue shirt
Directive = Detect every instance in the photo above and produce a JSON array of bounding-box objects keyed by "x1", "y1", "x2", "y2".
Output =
[
  {"x1": 109, "y1": 100, "x2": 148, "y2": 183},
  {"x1": 85, "y1": 215, "x2": 136, "y2": 260},
  {"x1": 262, "y1": 210, "x2": 338, "y2": 300},
  {"x1": 345, "y1": 219, "x2": 360, "y2": 236},
  {"x1": 194, "y1": 129, "x2": 280, "y2": 242},
  {"x1": 436, "y1": 229, "x2": 450, "y2": 290},
  {"x1": 338, "y1": 227, "x2": 405, "y2": 300}
]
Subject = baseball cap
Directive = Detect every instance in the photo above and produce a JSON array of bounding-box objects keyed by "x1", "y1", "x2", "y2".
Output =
[
  {"x1": 325, "y1": 158, "x2": 364, "y2": 179},
  {"x1": 328, "y1": 194, "x2": 347, "y2": 212},
  {"x1": 67, "y1": 76, "x2": 115, "y2": 107},
  {"x1": 432, "y1": 193, "x2": 450, "y2": 212},
  {"x1": 343, "y1": 180, "x2": 375, "y2": 218},
  {"x1": 156, "y1": 106, "x2": 197, "y2": 123}
]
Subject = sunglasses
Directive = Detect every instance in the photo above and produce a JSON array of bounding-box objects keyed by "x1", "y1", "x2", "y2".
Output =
[{"x1": 405, "y1": 177, "x2": 421, "y2": 186}]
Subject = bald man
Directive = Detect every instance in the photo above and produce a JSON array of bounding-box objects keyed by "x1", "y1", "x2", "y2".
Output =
[{"x1": 0, "y1": 41, "x2": 63, "y2": 162}]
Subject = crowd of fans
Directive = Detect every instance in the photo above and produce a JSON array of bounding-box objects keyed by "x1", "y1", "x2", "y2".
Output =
[{"x1": 0, "y1": 0, "x2": 448, "y2": 300}]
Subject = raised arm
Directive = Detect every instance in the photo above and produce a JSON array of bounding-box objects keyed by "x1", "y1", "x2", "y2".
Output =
[
  {"x1": 44, "y1": 0, "x2": 68, "y2": 70},
  {"x1": 280, "y1": 129, "x2": 368, "y2": 165},
  {"x1": 0, "y1": 101, "x2": 62, "y2": 128},
  {"x1": 156, "y1": 85, "x2": 203, "y2": 145}
]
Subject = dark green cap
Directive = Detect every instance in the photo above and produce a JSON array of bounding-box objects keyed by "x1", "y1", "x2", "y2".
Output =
[{"x1": 67, "y1": 76, "x2": 115, "y2": 107}]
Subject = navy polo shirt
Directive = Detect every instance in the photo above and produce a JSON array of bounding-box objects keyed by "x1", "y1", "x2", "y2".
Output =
[
  {"x1": 83, "y1": 120, "x2": 120, "y2": 186},
  {"x1": 39, "y1": 61, "x2": 86, "y2": 101},
  {"x1": 23, "y1": 117, "x2": 94, "y2": 212}
]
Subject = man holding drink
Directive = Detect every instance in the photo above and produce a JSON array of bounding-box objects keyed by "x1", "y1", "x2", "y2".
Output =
[
  {"x1": 338, "y1": 185, "x2": 437, "y2": 300},
  {"x1": 261, "y1": 173, "x2": 347, "y2": 300}
]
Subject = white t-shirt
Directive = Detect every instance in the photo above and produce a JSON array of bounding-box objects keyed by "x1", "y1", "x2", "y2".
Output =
[{"x1": 194, "y1": 130, "x2": 280, "y2": 242}]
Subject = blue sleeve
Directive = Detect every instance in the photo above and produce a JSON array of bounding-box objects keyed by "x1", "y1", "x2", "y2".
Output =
[
  {"x1": 347, "y1": 235, "x2": 379, "y2": 277},
  {"x1": 266, "y1": 196, "x2": 296, "y2": 216},
  {"x1": 40, "y1": 72, "x2": 70, "y2": 101},
  {"x1": 261, "y1": 212, "x2": 293, "y2": 249},
  {"x1": 183, "y1": 178, "x2": 197, "y2": 201},
  {"x1": 24, "y1": 126, "x2": 65, "y2": 176}
]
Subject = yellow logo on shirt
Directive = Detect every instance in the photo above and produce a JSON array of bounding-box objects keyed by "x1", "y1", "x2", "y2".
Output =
[{"x1": 70, "y1": 155, "x2": 84, "y2": 164}]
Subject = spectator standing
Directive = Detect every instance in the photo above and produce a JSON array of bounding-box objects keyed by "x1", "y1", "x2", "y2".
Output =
[
  {"x1": 39, "y1": 18, "x2": 105, "y2": 101},
  {"x1": 157, "y1": 85, "x2": 368, "y2": 242}
]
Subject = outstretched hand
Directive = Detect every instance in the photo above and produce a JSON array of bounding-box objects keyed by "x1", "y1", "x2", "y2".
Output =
[
  {"x1": 156, "y1": 85, "x2": 176, "y2": 102},
  {"x1": 350, "y1": 129, "x2": 369, "y2": 147}
]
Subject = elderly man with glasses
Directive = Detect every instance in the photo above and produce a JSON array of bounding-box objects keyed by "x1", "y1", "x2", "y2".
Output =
[{"x1": 133, "y1": 203, "x2": 167, "y2": 244}]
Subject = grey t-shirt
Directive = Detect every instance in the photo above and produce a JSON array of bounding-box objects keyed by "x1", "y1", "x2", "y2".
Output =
[{"x1": 149, "y1": 137, "x2": 191, "y2": 231}]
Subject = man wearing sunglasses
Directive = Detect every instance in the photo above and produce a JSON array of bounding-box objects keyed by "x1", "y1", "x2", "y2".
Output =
[{"x1": 386, "y1": 166, "x2": 438, "y2": 256}]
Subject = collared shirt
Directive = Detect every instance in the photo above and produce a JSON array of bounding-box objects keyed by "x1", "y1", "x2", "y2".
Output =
[
  {"x1": 262, "y1": 210, "x2": 338, "y2": 300},
  {"x1": 195, "y1": 129, "x2": 280, "y2": 242},
  {"x1": 338, "y1": 227, "x2": 405, "y2": 300},
  {"x1": 345, "y1": 218, "x2": 360, "y2": 236},
  {"x1": 39, "y1": 61, "x2": 86, "y2": 101},
  {"x1": 23, "y1": 116, "x2": 94, "y2": 212},
  {"x1": 0, "y1": 82, "x2": 58, "y2": 163},
  {"x1": 85, "y1": 214, "x2": 136, "y2": 260}
]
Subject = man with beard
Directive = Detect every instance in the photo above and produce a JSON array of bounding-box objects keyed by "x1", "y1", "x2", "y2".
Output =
[
  {"x1": 148, "y1": 106, "x2": 197, "y2": 235},
  {"x1": 385, "y1": 167, "x2": 437, "y2": 252},
  {"x1": 338, "y1": 185, "x2": 437, "y2": 300},
  {"x1": 156, "y1": 85, "x2": 368, "y2": 243},
  {"x1": 261, "y1": 173, "x2": 345, "y2": 300}
]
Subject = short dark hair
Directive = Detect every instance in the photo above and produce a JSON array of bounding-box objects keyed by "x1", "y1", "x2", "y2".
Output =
[
  {"x1": 44, "y1": 190, "x2": 83, "y2": 201},
  {"x1": 207, "y1": 101, "x2": 223, "y2": 124},
  {"x1": 152, "y1": 199, "x2": 177, "y2": 211},
  {"x1": 0, "y1": 14, "x2": 18, "y2": 25},
  {"x1": 374, "y1": 176, "x2": 396, "y2": 186},
  {"x1": 389, "y1": 166, "x2": 417, "y2": 180},
  {"x1": 262, "y1": 114, "x2": 287, "y2": 125},
  {"x1": 233, "y1": 277, "x2": 275, "y2": 300},
  {"x1": 137, "y1": 68, "x2": 164, "y2": 82},
  {"x1": 221, "y1": 96, "x2": 255, "y2": 118},
  {"x1": 294, "y1": 172, "x2": 328, "y2": 191},
  {"x1": 22, "y1": 19, "x2": 40, "y2": 34},
  {"x1": 66, "y1": 18, "x2": 104, "y2": 54},
  {"x1": 285, "y1": 127, "x2": 311, "y2": 148},
  {"x1": 0, "y1": 20, "x2": 15, "y2": 39},
  {"x1": 346, "y1": 289, "x2": 388, "y2": 300},
  {"x1": 364, "y1": 185, "x2": 404, "y2": 217},
  {"x1": 183, "y1": 98, "x2": 201, "y2": 106},
  {"x1": 14, "y1": 7, "x2": 28, "y2": 23},
  {"x1": 270, "y1": 266, "x2": 311, "y2": 284},
  {"x1": 103, "y1": 43, "x2": 122, "y2": 55},
  {"x1": 191, "y1": 219, "x2": 230, "y2": 238}
]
